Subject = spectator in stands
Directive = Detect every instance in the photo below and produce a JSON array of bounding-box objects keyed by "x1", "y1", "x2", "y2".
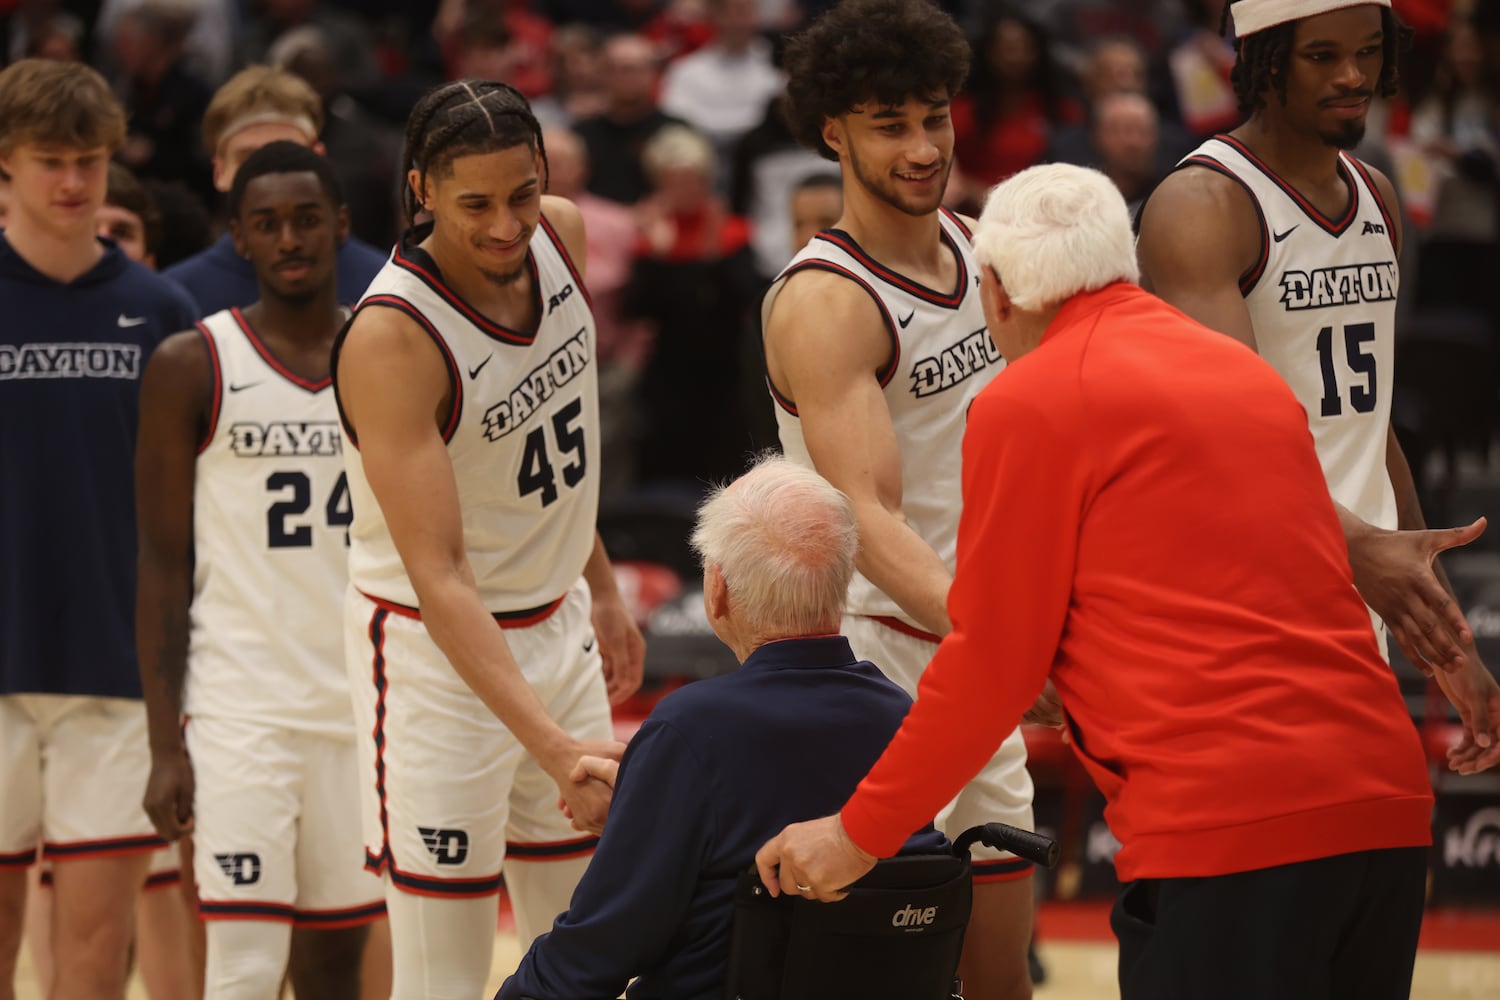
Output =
[
  {"x1": 789, "y1": 172, "x2": 842, "y2": 253},
  {"x1": 270, "y1": 24, "x2": 402, "y2": 250},
  {"x1": 1049, "y1": 37, "x2": 1193, "y2": 170},
  {"x1": 545, "y1": 126, "x2": 654, "y2": 500},
  {"x1": 531, "y1": 23, "x2": 610, "y2": 127},
  {"x1": 575, "y1": 33, "x2": 686, "y2": 205},
  {"x1": 98, "y1": 162, "x2": 163, "y2": 268},
  {"x1": 1164, "y1": 0, "x2": 1239, "y2": 138},
  {"x1": 163, "y1": 65, "x2": 388, "y2": 314},
  {"x1": 435, "y1": 0, "x2": 554, "y2": 98},
  {"x1": 660, "y1": 0, "x2": 784, "y2": 167},
  {"x1": 949, "y1": 6, "x2": 1080, "y2": 211},
  {"x1": 96, "y1": 0, "x2": 238, "y2": 85},
  {"x1": 628, "y1": 125, "x2": 759, "y2": 486},
  {"x1": 110, "y1": 2, "x2": 215, "y2": 203},
  {"x1": 139, "y1": 179, "x2": 213, "y2": 269},
  {"x1": 236, "y1": 0, "x2": 382, "y2": 101},
  {"x1": 730, "y1": 93, "x2": 840, "y2": 282},
  {"x1": 1089, "y1": 92, "x2": 1164, "y2": 215},
  {"x1": 16, "y1": 9, "x2": 84, "y2": 62}
]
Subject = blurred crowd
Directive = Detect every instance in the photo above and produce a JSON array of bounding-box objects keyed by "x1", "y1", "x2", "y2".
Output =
[{"x1": 2, "y1": 0, "x2": 1498, "y2": 504}]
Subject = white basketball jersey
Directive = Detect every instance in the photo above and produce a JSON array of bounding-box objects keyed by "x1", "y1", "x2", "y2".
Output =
[
  {"x1": 1180, "y1": 136, "x2": 1399, "y2": 531},
  {"x1": 186, "y1": 307, "x2": 353, "y2": 734},
  {"x1": 764, "y1": 209, "x2": 1002, "y2": 622},
  {"x1": 339, "y1": 216, "x2": 600, "y2": 613}
]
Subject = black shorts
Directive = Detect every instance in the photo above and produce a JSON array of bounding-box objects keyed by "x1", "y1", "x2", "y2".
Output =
[{"x1": 1112, "y1": 846, "x2": 1428, "y2": 1000}]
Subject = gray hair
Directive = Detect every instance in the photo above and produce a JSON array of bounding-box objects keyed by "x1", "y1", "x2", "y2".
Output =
[
  {"x1": 971, "y1": 163, "x2": 1139, "y2": 311},
  {"x1": 690, "y1": 455, "x2": 857, "y2": 637}
]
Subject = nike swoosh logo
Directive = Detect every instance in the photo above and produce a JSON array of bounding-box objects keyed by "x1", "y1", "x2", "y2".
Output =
[
  {"x1": 898, "y1": 310, "x2": 915, "y2": 329},
  {"x1": 227, "y1": 381, "x2": 260, "y2": 393},
  {"x1": 1272, "y1": 225, "x2": 1298, "y2": 243},
  {"x1": 117, "y1": 314, "x2": 147, "y2": 327},
  {"x1": 468, "y1": 355, "x2": 492, "y2": 379},
  {"x1": 582, "y1": 638, "x2": 596, "y2": 653}
]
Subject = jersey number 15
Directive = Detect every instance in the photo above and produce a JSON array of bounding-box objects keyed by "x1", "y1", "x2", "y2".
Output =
[{"x1": 1315, "y1": 322, "x2": 1377, "y2": 417}]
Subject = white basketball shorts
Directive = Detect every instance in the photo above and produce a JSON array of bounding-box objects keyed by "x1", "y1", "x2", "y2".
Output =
[
  {"x1": 843, "y1": 615, "x2": 1036, "y2": 880},
  {"x1": 187, "y1": 716, "x2": 385, "y2": 927}
]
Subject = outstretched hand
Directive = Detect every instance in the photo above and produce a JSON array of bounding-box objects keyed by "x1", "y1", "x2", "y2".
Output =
[
  {"x1": 1348, "y1": 518, "x2": 1485, "y2": 673},
  {"x1": 556, "y1": 741, "x2": 628, "y2": 831},
  {"x1": 1433, "y1": 655, "x2": 1500, "y2": 774}
]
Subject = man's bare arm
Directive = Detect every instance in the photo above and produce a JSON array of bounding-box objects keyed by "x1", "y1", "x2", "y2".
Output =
[
  {"x1": 135, "y1": 330, "x2": 212, "y2": 840},
  {"x1": 1137, "y1": 167, "x2": 1262, "y2": 350},
  {"x1": 338, "y1": 306, "x2": 617, "y2": 830},
  {"x1": 765, "y1": 270, "x2": 952, "y2": 636}
]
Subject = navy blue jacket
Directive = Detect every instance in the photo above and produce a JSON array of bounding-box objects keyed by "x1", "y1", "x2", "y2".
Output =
[
  {"x1": 500, "y1": 635, "x2": 947, "y2": 1000},
  {"x1": 0, "y1": 236, "x2": 197, "y2": 697},
  {"x1": 163, "y1": 232, "x2": 388, "y2": 316}
]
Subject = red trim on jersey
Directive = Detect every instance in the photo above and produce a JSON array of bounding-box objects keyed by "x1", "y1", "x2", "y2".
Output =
[
  {"x1": 0, "y1": 847, "x2": 36, "y2": 868},
  {"x1": 868, "y1": 615, "x2": 941, "y2": 645},
  {"x1": 504, "y1": 835, "x2": 599, "y2": 862},
  {"x1": 200, "y1": 900, "x2": 296, "y2": 923},
  {"x1": 364, "y1": 847, "x2": 507, "y2": 897},
  {"x1": 143, "y1": 869, "x2": 183, "y2": 892},
  {"x1": 367, "y1": 607, "x2": 393, "y2": 891},
  {"x1": 354, "y1": 296, "x2": 464, "y2": 444},
  {"x1": 358, "y1": 588, "x2": 565, "y2": 629},
  {"x1": 1345, "y1": 156, "x2": 1399, "y2": 253},
  {"x1": 766, "y1": 375, "x2": 798, "y2": 417},
  {"x1": 1180, "y1": 156, "x2": 1271, "y2": 296},
  {"x1": 971, "y1": 858, "x2": 1035, "y2": 884},
  {"x1": 196, "y1": 322, "x2": 224, "y2": 454},
  {"x1": 774, "y1": 259, "x2": 902, "y2": 392},
  {"x1": 940, "y1": 206, "x2": 973, "y2": 241},
  {"x1": 230, "y1": 307, "x2": 333, "y2": 392},
  {"x1": 1213, "y1": 135, "x2": 1361, "y2": 237},
  {"x1": 43, "y1": 834, "x2": 167, "y2": 860},
  {"x1": 294, "y1": 901, "x2": 387, "y2": 928},
  {"x1": 537, "y1": 213, "x2": 593, "y2": 310},
  {"x1": 815, "y1": 228, "x2": 968, "y2": 309},
  {"x1": 391, "y1": 240, "x2": 541, "y2": 346}
]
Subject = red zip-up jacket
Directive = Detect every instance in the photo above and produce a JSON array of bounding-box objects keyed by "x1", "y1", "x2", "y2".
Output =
[{"x1": 842, "y1": 282, "x2": 1433, "y2": 881}]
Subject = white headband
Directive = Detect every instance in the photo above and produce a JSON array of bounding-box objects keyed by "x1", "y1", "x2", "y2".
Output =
[
  {"x1": 216, "y1": 111, "x2": 318, "y2": 153},
  {"x1": 1231, "y1": 0, "x2": 1389, "y2": 38}
]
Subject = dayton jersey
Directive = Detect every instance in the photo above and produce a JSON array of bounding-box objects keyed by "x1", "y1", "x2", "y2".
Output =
[
  {"x1": 185, "y1": 307, "x2": 352, "y2": 733},
  {"x1": 336, "y1": 217, "x2": 600, "y2": 612},
  {"x1": 1180, "y1": 136, "x2": 1399, "y2": 531},
  {"x1": 764, "y1": 209, "x2": 1002, "y2": 622}
]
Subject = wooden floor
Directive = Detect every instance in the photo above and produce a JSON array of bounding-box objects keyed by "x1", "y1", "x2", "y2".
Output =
[{"x1": 15, "y1": 919, "x2": 1500, "y2": 999}]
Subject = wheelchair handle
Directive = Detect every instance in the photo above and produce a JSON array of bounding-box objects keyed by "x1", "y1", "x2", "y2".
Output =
[{"x1": 952, "y1": 823, "x2": 1060, "y2": 869}]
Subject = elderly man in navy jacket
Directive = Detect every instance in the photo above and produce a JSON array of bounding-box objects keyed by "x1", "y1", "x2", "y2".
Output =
[{"x1": 499, "y1": 456, "x2": 945, "y2": 1000}]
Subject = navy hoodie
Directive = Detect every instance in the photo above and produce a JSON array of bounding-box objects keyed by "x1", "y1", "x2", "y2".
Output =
[
  {"x1": 164, "y1": 232, "x2": 388, "y2": 316},
  {"x1": 0, "y1": 235, "x2": 197, "y2": 697}
]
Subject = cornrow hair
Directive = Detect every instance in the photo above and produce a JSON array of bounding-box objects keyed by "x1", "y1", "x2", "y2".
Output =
[
  {"x1": 1220, "y1": 1, "x2": 1413, "y2": 115},
  {"x1": 401, "y1": 79, "x2": 548, "y2": 224}
]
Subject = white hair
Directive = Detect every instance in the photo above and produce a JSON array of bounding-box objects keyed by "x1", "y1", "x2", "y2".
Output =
[
  {"x1": 690, "y1": 455, "x2": 857, "y2": 637},
  {"x1": 971, "y1": 163, "x2": 1139, "y2": 311},
  {"x1": 642, "y1": 124, "x2": 716, "y2": 180}
]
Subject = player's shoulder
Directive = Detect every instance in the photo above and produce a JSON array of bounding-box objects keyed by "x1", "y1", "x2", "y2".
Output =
[
  {"x1": 539, "y1": 195, "x2": 586, "y2": 256},
  {"x1": 1140, "y1": 161, "x2": 1259, "y2": 231}
]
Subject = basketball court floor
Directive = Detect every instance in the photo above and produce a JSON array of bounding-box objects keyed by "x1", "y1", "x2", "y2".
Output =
[{"x1": 14, "y1": 899, "x2": 1500, "y2": 998}]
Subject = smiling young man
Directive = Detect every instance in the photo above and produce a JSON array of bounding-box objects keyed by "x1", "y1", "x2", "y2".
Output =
[
  {"x1": 331, "y1": 79, "x2": 644, "y2": 1000},
  {"x1": 1137, "y1": 0, "x2": 1500, "y2": 769},
  {"x1": 760, "y1": 1, "x2": 1037, "y2": 997},
  {"x1": 135, "y1": 141, "x2": 386, "y2": 1000},
  {"x1": 0, "y1": 58, "x2": 197, "y2": 1000}
]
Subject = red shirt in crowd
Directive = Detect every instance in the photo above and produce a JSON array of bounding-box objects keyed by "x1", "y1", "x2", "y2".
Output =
[{"x1": 841, "y1": 282, "x2": 1433, "y2": 881}]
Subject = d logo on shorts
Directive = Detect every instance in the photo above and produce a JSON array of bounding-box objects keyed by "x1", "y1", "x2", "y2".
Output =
[
  {"x1": 214, "y1": 853, "x2": 262, "y2": 886},
  {"x1": 420, "y1": 826, "x2": 470, "y2": 865}
]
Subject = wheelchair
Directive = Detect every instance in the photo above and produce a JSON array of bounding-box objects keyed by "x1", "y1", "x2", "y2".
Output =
[{"x1": 724, "y1": 823, "x2": 1059, "y2": 1000}]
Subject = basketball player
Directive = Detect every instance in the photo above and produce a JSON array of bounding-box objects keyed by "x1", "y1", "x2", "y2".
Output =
[
  {"x1": 331, "y1": 80, "x2": 645, "y2": 1000},
  {"x1": 1137, "y1": 0, "x2": 1500, "y2": 771},
  {"x1": 137, "y1": 141, "x2": 386, "y2": 999},
  {"x1": 762, "y1": 1, "x2": 1035, "y2": 996},
  {"x1": 0, "y1": 59, "x2": 197, "y2": 1000}
]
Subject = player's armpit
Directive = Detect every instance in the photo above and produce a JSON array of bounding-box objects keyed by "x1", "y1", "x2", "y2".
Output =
[{"x1": 1136, "y1": 168, "x2": 1262, "y2": 351}]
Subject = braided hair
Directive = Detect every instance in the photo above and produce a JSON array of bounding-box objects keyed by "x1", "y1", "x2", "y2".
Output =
[
  {"x1": 401, "y1": 79, "x2": 548, "y2": 224},
  {"x1": 1220, "y1": 1, "x2": 1413, "y2": 115}
]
